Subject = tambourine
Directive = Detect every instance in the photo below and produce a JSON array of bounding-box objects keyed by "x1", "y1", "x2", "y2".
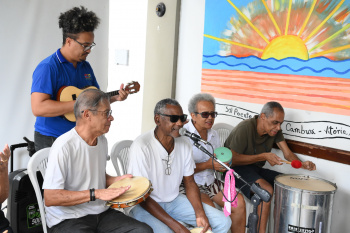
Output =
[{"x1": 107, "y1": 176, "x2": 152, "y2": 208}]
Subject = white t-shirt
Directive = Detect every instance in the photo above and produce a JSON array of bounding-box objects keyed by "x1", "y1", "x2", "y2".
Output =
[
  {"x1": 127, "y1": 129, "x2": 195, "y2": 203},
  {"x1": 42, "y1": 128, "x2": 109, "y2": 228},
  {"x1": 183, "y1": 120, "x2": 221, "y2": 186}
]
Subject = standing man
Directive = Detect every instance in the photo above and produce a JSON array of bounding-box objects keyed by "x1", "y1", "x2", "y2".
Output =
[
  {"x1": 31, "y1": 6, "x2": 128, "y2": 151},
  {"x1": 43, "y1": 89, "x2": 152, "y2": 233},
  {"x1": 128, "y1": 98, "x2": 231, "y2": 233},
  {"x1": 224, "y1": 101, "x2": 316, "y2": 233}
]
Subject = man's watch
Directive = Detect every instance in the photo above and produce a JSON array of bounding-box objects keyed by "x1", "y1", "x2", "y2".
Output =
[{"x1": 90, "y1": 188, "x2": 96, "y2": 201}]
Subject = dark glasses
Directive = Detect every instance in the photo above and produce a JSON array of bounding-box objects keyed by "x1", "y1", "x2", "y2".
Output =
[
  {"x1": 195, "y1": 111, "x2": 218, "y2": 118},
  {"x1": 158, "y1": 113, "x2": 188, "y2": 123}
]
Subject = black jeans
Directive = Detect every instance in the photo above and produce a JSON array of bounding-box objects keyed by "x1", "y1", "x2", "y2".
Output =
[
  {"x1": 34, "y1": 131, "x2": 57, "y2": 152},
  {"x1": 48, "y1": 208, "x2": 152, "y2": 233}
]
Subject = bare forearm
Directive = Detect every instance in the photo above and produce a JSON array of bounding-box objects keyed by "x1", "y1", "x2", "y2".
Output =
[
  {"x1": 44, "y1": 189, "x2": 90, "y2": 207},
  {"x1": 32, "y1": 99, "x2": 74, "y2": 117},
  {"x1": 194, "y1": 160, "x2": 212, "y2": 173},
  {"x1": 185, "y1": 185, "x2": 206, "y2": 217},
  {"x1": 0, "y1": 168, "x2": 9, "y2": 203},
  {"x1": 276, "y1": 141, "x2": 300, "y2": 161},
  {"x1": 183, "y1": 176, "x2": 206, "y2": 218},
  {"x1": 140, "y1": 198, "x2": 184, "y2": 231},
  {"x1": 231, "y1": 152, "x2": 267, "y2": 166}
]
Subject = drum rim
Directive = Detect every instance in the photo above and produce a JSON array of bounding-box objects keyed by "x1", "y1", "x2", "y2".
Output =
[
  {"x1": 274, "y1": 174, "x2": 337, "y2": 193},
  {"x1": 107, "y1": 179, "x2": 152, "y2": 204},
  {"x1": 108, "y1": 184, "x2": 151, "y2": 204}
]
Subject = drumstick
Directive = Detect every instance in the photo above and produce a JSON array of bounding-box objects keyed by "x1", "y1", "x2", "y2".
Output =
[{"x1": 281, "y1": 160, "x2": 302, "y2": 169}]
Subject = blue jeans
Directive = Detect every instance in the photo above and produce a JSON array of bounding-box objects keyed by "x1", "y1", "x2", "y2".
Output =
[{"x1": 129, "y1": 194, "x2": 231, "y2": 233}]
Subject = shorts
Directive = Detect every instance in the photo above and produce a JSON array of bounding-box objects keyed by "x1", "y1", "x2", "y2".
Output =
[
  {"x1": 233, "y1": 165, "x2": 281, "y2": 199},
  {"x1": 179, "y1": 179, "x2": 224, "y2": 199}
]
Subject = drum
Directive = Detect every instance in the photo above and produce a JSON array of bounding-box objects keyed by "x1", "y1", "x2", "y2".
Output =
[
  {"x1": 273, "y1": 174, "x2": 337, "y2": 233},
  {"x1": 190, "y1": 228, "x2": 213, "y2": 233},
  {"x1": 214, "y1": 147, "x2": 232, "y2": 165},
  {"x1": 107, "y1": 176, "x2": 152, "y2": 208}
]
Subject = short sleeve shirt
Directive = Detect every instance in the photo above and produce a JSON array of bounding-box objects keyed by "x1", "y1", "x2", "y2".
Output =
[
  {"x1": 183, "y1": 120, "x2": 221, "y2": 185},
  {"x1": 31, "y1": 49, "x2": 99, "y2": 137},
  {"x1": 42, "y1": 128, "x2": 108, "y2": 227},
  {"x1": 224, "y1": 115, "x2": 284, "y2": 167},
  {"x1": 127, "y1": 129, "x2": 195, "y2": 203}
]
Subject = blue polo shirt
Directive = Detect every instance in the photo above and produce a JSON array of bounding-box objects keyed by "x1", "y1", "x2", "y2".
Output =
[{"x1": 31, "y1": 49, "x2": 99, "y2": 137}]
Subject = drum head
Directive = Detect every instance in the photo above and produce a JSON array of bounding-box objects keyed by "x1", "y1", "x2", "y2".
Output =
[
  {"x1": 275, "y1": 174, "x2": 336, "y2": 192},
  {"x1": 108, "y1": 176, "x2": 151, "y2": 203},
  {"x1": 190, "y1": 228, "x2": 213, "y2": 233}
]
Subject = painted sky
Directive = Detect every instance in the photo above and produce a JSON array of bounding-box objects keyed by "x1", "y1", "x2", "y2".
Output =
[{"x1": 204, "y1": 0, "x2": 350, "y2": 61}]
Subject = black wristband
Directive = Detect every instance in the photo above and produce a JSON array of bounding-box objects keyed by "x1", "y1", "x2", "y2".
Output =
[{"x1": 90, "y1": 188, "x2": 96, "y2": 201}]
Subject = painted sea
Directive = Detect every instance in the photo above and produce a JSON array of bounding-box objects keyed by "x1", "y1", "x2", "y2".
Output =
[{"x1": 201, "y1": 55, "x2": 350, "y2": 116}]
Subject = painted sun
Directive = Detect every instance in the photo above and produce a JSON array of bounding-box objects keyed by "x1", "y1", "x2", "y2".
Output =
[{"x1": 204, "y1": 0, "x2": 350, "y2": 61}]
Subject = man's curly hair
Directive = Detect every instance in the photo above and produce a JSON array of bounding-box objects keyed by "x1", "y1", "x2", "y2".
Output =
[{"x1": 59, "y1": 6, "x2": 100, "y2": 45}]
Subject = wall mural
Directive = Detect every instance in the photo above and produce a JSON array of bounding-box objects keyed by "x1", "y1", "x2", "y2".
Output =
[{"x1": 202, "y1": 0, "x2": 350, "y2": 149}]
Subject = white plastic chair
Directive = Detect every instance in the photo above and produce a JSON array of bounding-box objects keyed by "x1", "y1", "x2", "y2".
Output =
[
  {"x1": 27, "y1": 147, "x2": 50, "y2": 233},
  {"x1": 110, "y1": 140, "x2": 133, "y2": 176},
  {"x1": 212, "y1": 122, "x2": 234, "y2": 146}
]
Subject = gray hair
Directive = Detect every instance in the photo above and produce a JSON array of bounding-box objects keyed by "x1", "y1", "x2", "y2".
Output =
[
  {"x1": 188, "y1": 93, "x2": 216, "y2": 114},
  {"x1": 154, "y1": 98, "x2": 181, "y2": 116},
  {"x1": 74, "y1": 89, "x2": 110, "y2": 120},
  {"x1": 260, "y1": 101, "x2": 284, "y2": 118}
]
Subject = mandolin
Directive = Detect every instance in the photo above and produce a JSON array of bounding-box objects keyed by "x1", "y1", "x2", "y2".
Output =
[{"x1": 57, "y1": 81, "x2": 140, "y2": 122}]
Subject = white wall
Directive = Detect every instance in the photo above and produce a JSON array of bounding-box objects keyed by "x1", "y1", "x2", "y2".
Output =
[
  {"x1": 175, "y1": 1, "x2": 350, "y2": 232},
  {"x1": 106, "y1": 0, "x2": 148, "y2": 176},
  {"x1": 0, "y1": 0, "x2": 109, "y2": 170},
  {"x1": 106, "y1": 0, "x2": 180, "y2": 175}
]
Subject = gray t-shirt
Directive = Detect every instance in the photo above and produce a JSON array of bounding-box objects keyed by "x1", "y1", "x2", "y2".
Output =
[{"x1": 224, "y1": 115, "x2": 284, "y2": 167}]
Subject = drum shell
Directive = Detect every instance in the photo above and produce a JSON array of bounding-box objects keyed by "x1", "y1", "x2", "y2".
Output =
[{"x1": 273, "y1": 174, "x2": 336, "y2": 233}]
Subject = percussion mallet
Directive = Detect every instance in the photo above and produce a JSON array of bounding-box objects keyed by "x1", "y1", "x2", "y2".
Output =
[{"x1": 281, "y1": 160, "x2": 302, "y2": 169}]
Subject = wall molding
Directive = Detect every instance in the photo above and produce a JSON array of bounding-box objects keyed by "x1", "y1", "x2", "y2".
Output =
[{"x1": 279, "y1": 139, "x2": 350, "y2": 165}]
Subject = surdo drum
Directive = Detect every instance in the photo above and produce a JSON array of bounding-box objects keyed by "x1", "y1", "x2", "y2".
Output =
[
  {"x1": 107, "y1": 176, "x2": 152, "y2": 208},
  {"x1": 273, "y1": 174, "x2": 337, "y2": 233}
]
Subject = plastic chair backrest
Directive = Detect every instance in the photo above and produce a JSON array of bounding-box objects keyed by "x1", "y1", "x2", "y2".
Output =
[
  {"x1": 27, "y1": 147, "x2": 50, "y2": 233},
  {"x1": 110, "y1": 140, "x2": 133, "y2": 176},
  {"x1": 212, "y1": 123, "x2": 234, "y2": 146}
]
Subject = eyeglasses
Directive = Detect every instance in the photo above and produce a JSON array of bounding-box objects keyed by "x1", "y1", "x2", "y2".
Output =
[
  {"x1": 163, "y1": 156, "x2": 172, "y2": 175},
  {"x1": 158, "y1": 113, "x2": 187, "y2": 123},
  {"x1": 82, "y1": 109, "x2": 112, "y2": 118},
  {"x1": 194, "y1": 111, "x2": 218, "y2": 118},
  {"x1": 73, "y1": 38, "x2": 96, "y2": 51}
]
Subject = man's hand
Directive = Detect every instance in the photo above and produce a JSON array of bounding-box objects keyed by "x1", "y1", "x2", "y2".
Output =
[
  {"x1": 208, "y1": 157, "x2": 229, "y2": 172},
  {"x1": 264, "y1": 152, "x2": 283, "y2": 166},
  {"x1": 0, "y1": 144, "x2": 10, "y2": 162},
  {"x1": 114, "y1": 174, "x2": 133, "y2": 182},
  {"x1": 95, "y1": 186, "x2": 130, "y2": 201},
  {"x1": 196, "y1": 215, "x2": 211, "y2": 233},
  {"x1": 110, "y1": 83, "x2": 129, "y2": 102},
  {"x1": 0, "y1": 144, "x2": 10, "y2": 172},
  {"x1": 301, "y1": 161, "x2": 316, "y2": 171}
]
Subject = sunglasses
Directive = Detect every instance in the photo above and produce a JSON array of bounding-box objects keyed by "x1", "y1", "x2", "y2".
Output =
[
  {"x1": 195, "y1": 111, "x2": 218, "y2": 118},
  {"x1": 158, "y1": 113, "x2": 187, "y2": 123}
]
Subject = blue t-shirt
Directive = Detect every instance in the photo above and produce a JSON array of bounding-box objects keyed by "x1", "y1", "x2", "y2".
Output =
[{"x1": 31, "y1": 49, "x2": 99, "y2": 137}]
